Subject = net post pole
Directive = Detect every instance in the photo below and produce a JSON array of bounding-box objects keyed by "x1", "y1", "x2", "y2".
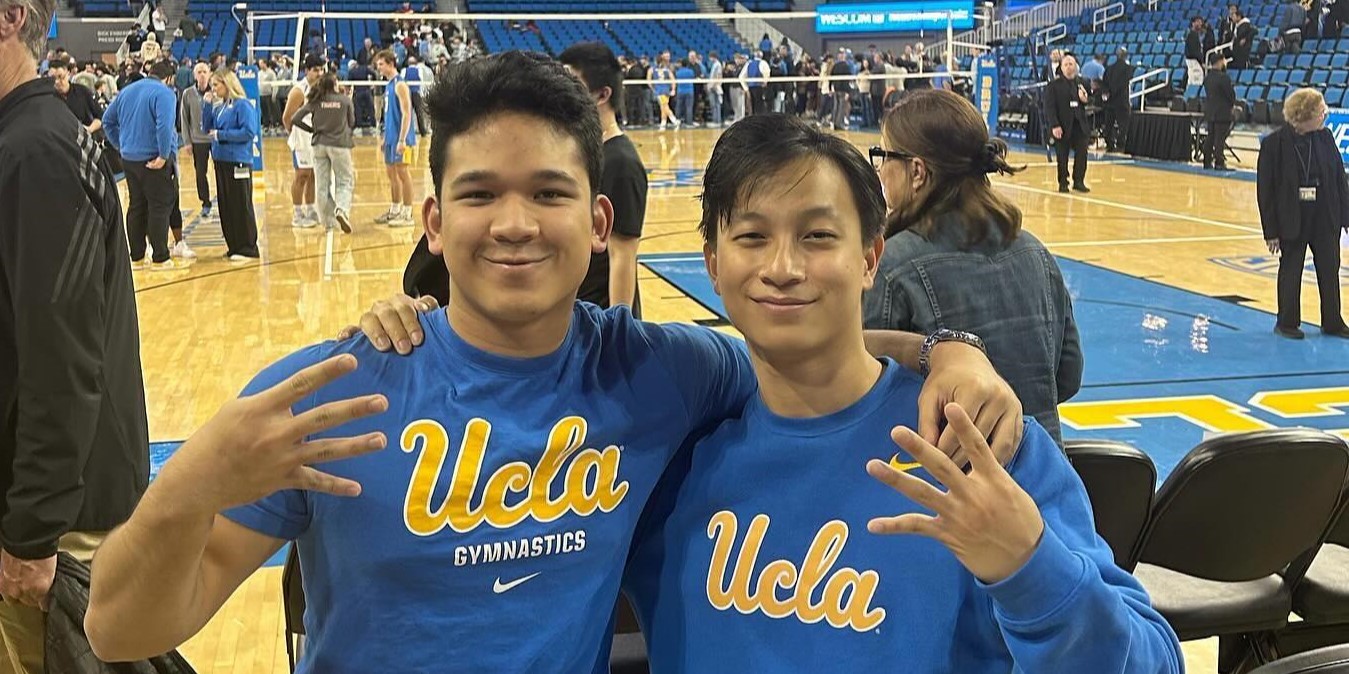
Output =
[
  {"x1": 947, "y1": 11, "x2": 955, "y2": 69},
  {"x1": 247, "y1": 10, "x2": 255, "y2": 63},
  {"x1": 292, "y1": 11, "x2": 306, "y2": 74}
]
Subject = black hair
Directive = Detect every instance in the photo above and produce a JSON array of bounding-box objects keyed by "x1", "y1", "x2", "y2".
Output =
[
  {"x1": 424, "y1": 51, "x2": 603, "y2": 200},
  {"x1": 149, "y1": 59, "x2": 177, "y2": 81},
  {"x1": 698, "y1": 113, "x2": 885, "y2": 247},
  {"x1": 559, "y1": 41, "x2": 624, "y2": 111}
]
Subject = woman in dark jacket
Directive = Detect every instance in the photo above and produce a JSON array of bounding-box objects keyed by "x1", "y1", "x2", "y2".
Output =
[
  {"x1": 863, "y1": 89, "x2": 1084, "y2": 445},
  {"x1": 1256, "y1": 87, "x2": 1349, "y2": 339}
]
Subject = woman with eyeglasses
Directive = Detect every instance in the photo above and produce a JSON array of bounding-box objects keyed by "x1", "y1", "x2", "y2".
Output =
[
  {"x1": 1257, "y1": 88, "x2": 1349, "y2": 340},
  {"x1": 863, "y1": 89, "x2": 1083, "y2": 446}
]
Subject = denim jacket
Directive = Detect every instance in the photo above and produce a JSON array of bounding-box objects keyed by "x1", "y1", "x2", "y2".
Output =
[{"x1": 862, "y1": 218, "x2": 1084, "y2": 444}]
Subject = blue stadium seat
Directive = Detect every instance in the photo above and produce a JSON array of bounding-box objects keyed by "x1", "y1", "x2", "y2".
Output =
[
  {"x1": 1295, "y1": 53, "x2": 1314, "y2": 68},
  {"x1": 1286, "y1": 69, "x2": 1307, "y2": 84},
  {"x1": 1332, "y1": 70, "x2": 1349, "y2": 86},
  {"x1": 1313, "y1": 53, "x2": 1332, "y2": 68},
  {"x1": 1332, "y1": 53, "x2": 1349, "y2": 69},
  {"x1": 1237, "y1": 68, "x2": 1256, "y2": 84},
  {"x1": 1305, "y1": 38, "x2": 1322, "y2": 52},
  {"x1": 1328, "y1": 88, "x2": 1347, "y2": 107},
  {"x1": 1310, "y1": 69, "x2": 1330, "y2": 86},
  {"x1": 1256, "y1": 69, "x2": 1274, "y2": 84},
  {"x1": 1277, "y1": 53, "x2": 1296, "y2": 67}
]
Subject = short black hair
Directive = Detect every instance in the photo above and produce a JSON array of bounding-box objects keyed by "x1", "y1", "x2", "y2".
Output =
[
  {"x1": 699, "y1": 114, "x2": 885, "y2": 247},
  {"x1": 149, "y1": 59, "x2": 177, "y2": 81},
  {"x1": 557, "y1": 41, "x2": 623, "y2": 111},
  {"x1": 424, "y1": 51, "x2": 603, "y2": 201}
]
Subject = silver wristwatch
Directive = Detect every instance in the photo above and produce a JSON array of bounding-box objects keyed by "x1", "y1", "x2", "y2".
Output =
[{"x1": 919, "y1": 329, "x2": 986, "y2": 377}]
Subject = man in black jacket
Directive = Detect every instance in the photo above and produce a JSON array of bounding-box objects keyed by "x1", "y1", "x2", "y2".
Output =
[
  {"x1": 1231, "y1": 8, "x2": 1256, "y2": 69},
  {"x1": 1202, "y1": 52, "x2": 1236, "y2": 171},
  {"x1": 1101, "y1": 48, "x2": 1132, "y2": 152},
  {"x1": 1045, "y1": 54, "x2": 1092, "y2": 192},
  {"x1": 1186, "y1": 16, "x2": 1206, "y2": 85},
  {"x1": 0, "y1": 0, "x2": 148, "y2": 669}
]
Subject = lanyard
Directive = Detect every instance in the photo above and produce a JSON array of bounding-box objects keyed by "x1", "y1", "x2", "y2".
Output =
[{"x1": 1293, "y1": 136, "x2": 1316, "y2": 184}]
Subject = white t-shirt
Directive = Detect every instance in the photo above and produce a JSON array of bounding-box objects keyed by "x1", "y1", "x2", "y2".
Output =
[{"x1": 288, "y1": 80, "x2": 313, "y2": 153}]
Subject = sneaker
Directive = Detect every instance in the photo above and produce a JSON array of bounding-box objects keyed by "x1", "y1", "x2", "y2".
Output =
[
  {"x1": 172, "y1": 241, "x2": 197, "y2": 259},
  {"x1": 1275, "y1": 325, "x2": 1306, "y2": 340},
  {"x1": 387, "y1": 210, "x2": 414, "y2": 227},
  {"x1": 228, "y1": 254, "x2": 256, "y2": 263},
  {"x1": 130, "y1": 258, "x2": 148, "y2": 271},
  {"x1": 148, "y1": 259, "x2": 176, "y2": 271},
  {"x1": 374, "y1": 209, "x2": 399, "y2": 224},
  {"x1": 293, "y1": 213, "x2": 318, "y2": 228},
  {"x1": 336, "y1": 209, "x2": 352, "y2": 234},
  {"x1": 200, "y1": 202, "x2": 212, "y2": 219}
]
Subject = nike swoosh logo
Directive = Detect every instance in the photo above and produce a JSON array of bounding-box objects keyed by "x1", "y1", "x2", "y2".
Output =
[
  {"x1": 890, "y1": 454, "x2": 923, "y2": 473},
  {"x1": 493, "y1": 572, "x2": 541, "y2": 594}
]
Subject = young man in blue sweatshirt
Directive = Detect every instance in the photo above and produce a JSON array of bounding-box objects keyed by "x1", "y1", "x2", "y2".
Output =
[
  {"x1": 618, "y1": 115, "x2": 1184, "y2": 673},
  {"x1": 84, "y1": 53, "x2": 1025, "y2": 671},
  {"x1": 102, "y1": 58, "x2": 180, "y2": 269}
]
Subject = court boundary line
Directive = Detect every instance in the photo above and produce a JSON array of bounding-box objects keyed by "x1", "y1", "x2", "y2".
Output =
[{"x1": 1000, "y1": 183, "x2": 1265, "y2": 234}]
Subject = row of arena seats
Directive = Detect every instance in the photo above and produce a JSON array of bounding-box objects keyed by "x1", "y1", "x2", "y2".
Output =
[
  {"x1": 281, "y1": 428, "x2": 1349, "y2": 673},
  {"x1": 476, "y1": 17, "x2": 746, "y2": 60},
  {"x1": 1175, "y1": 84, "x2": 1345, "y2": 124}
]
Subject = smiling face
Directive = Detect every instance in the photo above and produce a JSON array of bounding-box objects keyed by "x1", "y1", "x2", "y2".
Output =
[
  {"x1": 704, "y1": 157, "x2": 882, "y2": 360},
  {"x1": 424, "y1": 111, "x2": 612, "y2": 333}
]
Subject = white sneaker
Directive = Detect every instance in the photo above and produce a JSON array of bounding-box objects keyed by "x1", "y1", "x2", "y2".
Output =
[
  {"x1": 387, "y1": 211, "x2": 414, "y2": 227},
  {"x1": 172, "y1": 241, "x2": 197, "y2": 259},
  {"x1": 148, "y1": 259, "x2": 176, "y2": 271},
  {"x1": 130, "y1": 258, "x2": 148, "y2": 271},
  {"x1": 374, "y1": 209, "x2": 399, "y2": 224},
  {"x1": 293, "y1": 213, "x2": 317, "y2": 228},
  {"x1": 228, "y1": 254, "x2": 255, "y2": 263}
]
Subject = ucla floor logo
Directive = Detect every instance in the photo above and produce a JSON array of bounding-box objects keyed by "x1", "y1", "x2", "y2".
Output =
[
  {"x1": 648, "y1": 168, "x2": 705, "y2": 189},
  {"x1": 1210, "y1": 255, "x2": 1349, "y2": 283}
]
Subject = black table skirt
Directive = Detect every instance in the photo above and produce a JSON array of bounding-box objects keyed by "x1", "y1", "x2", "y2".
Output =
[{"x1": 1125, "y1": 112, "x2": 1195, "y2": 162}]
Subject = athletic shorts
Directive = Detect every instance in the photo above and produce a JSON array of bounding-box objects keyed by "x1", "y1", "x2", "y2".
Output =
[
  {"x1": 383, "y1": 142, "x2": 406, "y2": 166},
  {"x1": 292, "y1": 149, "x2": 314, "y2": 170}
]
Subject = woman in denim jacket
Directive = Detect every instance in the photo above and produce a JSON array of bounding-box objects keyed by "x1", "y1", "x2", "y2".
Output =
[{"x1": 863, "y1": 89, "x2": 1083, "y2": 445}]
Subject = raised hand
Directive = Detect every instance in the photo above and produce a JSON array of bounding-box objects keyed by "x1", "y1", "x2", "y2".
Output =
[
  {"x1": 917, "y1": 343, "x2": 1023, "y2": 468},
  {"x1": 162, "y1": 354, "x2": 389, "y2": 513},
  {"x1": 335, "y1": 294, "x2": 440, "y2": 353},
  {"x1": 866, "y1": 402, "x2": 1043, "y2": 584}
]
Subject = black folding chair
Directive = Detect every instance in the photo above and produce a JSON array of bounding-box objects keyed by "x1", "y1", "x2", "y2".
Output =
[
  {"x1": 1249, "y1": 644, "x2": 1349, "y2": 674},
  {"x1": 610, "y1": 594, "x2": 650, "y2": 674},
  {"x1": 1130, "y1": 429, "x2": 1349, "y2": 673},
  {"x1": 282, "y1": 544, "x2": 305, "y2": 673},
  {"x1": 1065, "y1": 439, "x2": 1156, "y2": 572},
  {"x1": 1272, "y1": 504, "x2": 1349, "y2": 657}
]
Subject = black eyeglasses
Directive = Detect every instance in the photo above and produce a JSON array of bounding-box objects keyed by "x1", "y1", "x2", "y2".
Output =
[{"x1": 869, "y1": 146, "x2": 914, "y2": 170}]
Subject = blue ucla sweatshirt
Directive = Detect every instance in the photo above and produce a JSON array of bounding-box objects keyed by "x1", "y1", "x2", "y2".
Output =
[
  {"x1": 101, "y1": 77, "x2": 177, "y2": 162},
  {"x1": 201, "y1": 97, "x2": 260, "y2": 165},
  {"x1": 620, "y1": 360, "x2": 1183, "y2": 674}
]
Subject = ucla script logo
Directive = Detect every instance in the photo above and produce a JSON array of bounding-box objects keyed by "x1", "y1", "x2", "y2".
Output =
[
  {"x1": 399, "y1": 417, "x2": 629, "y2": 536},
  {"x1": 706, "y1": 511, "x2": 887, "y2": 632}
]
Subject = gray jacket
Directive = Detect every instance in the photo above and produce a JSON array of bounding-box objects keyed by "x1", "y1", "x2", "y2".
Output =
[
  {"x1": 862, "y1": 217, "x2": 1083, "y2": 444},
  {"x1": 179, "y1": 85, "x2": 212, "y2": 145}
]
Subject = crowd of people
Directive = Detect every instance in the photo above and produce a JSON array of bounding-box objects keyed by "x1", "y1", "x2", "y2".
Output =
[{"x1": 615, "y1": 38, "x2": 971, "y2": 131}]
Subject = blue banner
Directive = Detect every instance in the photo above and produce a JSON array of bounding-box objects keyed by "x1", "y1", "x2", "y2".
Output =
[
  {"x1": 973, "y1": 54, "x2": 999, "y2": 132},
  {"x1": 816, "y1": 1, "x2": 975, "y2": 33},
  {"x1": 1329, "y1": 108, "x2": 1349, "y2": 171},
  {"x1": 236, "y1": 65, "x2": 265, "y2": 172}
]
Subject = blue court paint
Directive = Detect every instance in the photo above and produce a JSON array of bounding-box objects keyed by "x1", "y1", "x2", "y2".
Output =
[
  {"x1": 1211, "y1": 254, "x2": 1349, "y2": 283},
  {"x1": 149, "y1": 441, "x2": 290, "y2": 568},
  {"x1": 640, "y1": 252, "x2": 1349, "y2": 483}
]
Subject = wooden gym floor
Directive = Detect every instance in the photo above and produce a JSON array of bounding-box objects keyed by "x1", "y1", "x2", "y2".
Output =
[{"x1": 123, "y1": 128, "x2": 1347, "y2": 673}]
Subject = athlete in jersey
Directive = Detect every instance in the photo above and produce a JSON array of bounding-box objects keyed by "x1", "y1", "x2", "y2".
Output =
[
  {"x1": 283, "y1": 55, "x2": 323, "y2": 227},
  {"x1": 373, "y1": 49, "x2": 416, "y2": 225},
  {"x1": 287, "y1": 79, "x2": 313, "y2": 169},
  {"x1": 617, "y1": 115, "x2": 1181, "y2": 674}
]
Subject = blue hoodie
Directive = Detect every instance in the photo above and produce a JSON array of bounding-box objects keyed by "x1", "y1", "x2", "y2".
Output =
[
  {"x1": 621, "y1": 361, "x2": 1183, "y2": 674},
  {"x1": 102, "y1": 77, "x2": 178, "y2": 162},
  {"x1": 201, "y1": 97, "x2": 260, "y2": 165}
]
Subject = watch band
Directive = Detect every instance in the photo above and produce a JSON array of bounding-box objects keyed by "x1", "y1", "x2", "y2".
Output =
[{"x1": 919, "y1": 329, "x2": 986, "y2": 377}]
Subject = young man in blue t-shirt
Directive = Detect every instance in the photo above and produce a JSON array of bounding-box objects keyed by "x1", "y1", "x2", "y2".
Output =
[
  {"x1": 85, "y1": 53, "x2": 1022, "y2": 671},
  {"x1": 617, "y1": 115, "x2": 1183, "y2": 673}
]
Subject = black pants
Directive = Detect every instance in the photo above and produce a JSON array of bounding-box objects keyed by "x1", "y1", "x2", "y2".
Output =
[
  {"x1": 1277, "y1": 222, "x2": 1345, "y2": 330},
  {"x1": 1102, "y1": 105, "x2": 1130, "y2": 151},
  {"x1": 354, "y1": 94, "x2": 376, "y2": 128},
  {"x1": 1055, "y1": 123, "x2": 1090, "y2": 187},
  {"x1": 409, "y1": 91, "x2": 427, "y2": 135},
  {"x1": 192, "y1": 142, "x2": 212, "y2": 206},
  {"x1": 123, "y1": 159, "x2": 175, "y2": 263},
  {"x1": 1204, "y1": 120, "x2": 1233, "y2": 167},
  {"x1": 213, "y1": 161, "x2": 260, "y2": 257},
  {"x1": 749, "y1": 87, "x2": 768, "y2": 115}
]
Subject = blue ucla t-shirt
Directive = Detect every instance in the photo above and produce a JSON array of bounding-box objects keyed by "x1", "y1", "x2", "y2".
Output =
[
  {"x1": 621, "y1": 360, "x2": 1181, "y2": 673},
  {"x1": 222, "y1": 303, "x2": 755, "y2": 673}
]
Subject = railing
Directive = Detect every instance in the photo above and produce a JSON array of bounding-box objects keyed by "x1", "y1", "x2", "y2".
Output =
[
  {"x1": 929, "y1": 0, "x2": 1117, "y2": 58},
  {"x1": 1036, "y1": 22, "x2": 1068, "y2": 46},
  {"x1": 1092, "y1": 2, "x2": 1125, "y2": 33},
  {"x1": 1205, "y1": 40, "x2": 1233, "y2": 63},
  {"x1": 731, "y1": 2, "x2": 804, "y2": 59},
  {"x1": 1130, "y1": 66, "x2": 1171, "y2": 110}
]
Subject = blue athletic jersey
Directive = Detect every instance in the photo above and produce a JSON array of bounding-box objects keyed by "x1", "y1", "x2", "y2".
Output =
[
  {"x1": 223, "y1": 304, "x2": 755, "y2": 673},
  {"x1": 621, "y1": 360, "x2": 1183, "y2": 674},
  {"x1": 383, "y1": 74, "x2": 416, "y2": 147}
]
